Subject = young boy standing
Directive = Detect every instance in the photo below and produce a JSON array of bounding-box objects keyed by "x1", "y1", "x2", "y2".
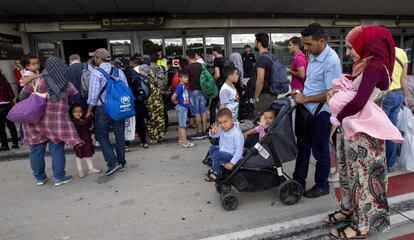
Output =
[
  {"x1": 171, "y1": 70, "x2": 195, "y2": 148},
  {"x1": 219, "y1": 64, "x2": 240, "y2": 125},
  {"x1": 205, "y1": 108, "x2": 244, "y2": 181}
]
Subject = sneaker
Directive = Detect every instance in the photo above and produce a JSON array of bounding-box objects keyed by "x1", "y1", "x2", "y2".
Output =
[
  {"x1": 118, "y1": 164, "x2": 126, "y2": 172},
  {"x1": 54, "y1": 176, "x2": 73, "y2": 186},
  {"x1": 36, "y1": 177, "x2": 48, "y2": 186},
  {"x1": 182, "y1": 141, "x2": 195, "y2": 148},
  {"x1": 94, "y1": 141, "x2": 100, "y2": 148},
  {"x1": 303, "y1": 185, "x2": 329, "y2": 198},
  {"x1": 328, "y1": 172, "x2": 339, "y2": 182},
  {"x1": 191, "y1": 132, "x2": 207, "y2": 140},
  {"x1": 105, "y1": 164, "x2": 121, "y2": 176}
]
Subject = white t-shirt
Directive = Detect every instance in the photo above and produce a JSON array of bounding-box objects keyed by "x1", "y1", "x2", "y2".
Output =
[{"x1": 219, "y1": 82, "x2": 239, "y2": 123}]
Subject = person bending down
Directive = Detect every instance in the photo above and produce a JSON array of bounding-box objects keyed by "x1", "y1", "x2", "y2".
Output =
[{"x1": 205, "y1": 108, "x2": 244, "y2": 182}]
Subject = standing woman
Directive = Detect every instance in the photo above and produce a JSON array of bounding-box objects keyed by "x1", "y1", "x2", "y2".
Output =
[
  {"x1": 21, "y1": 57, "x2": 83, "y2": 186},
  {"x1": 141, "y1": 64, "x2": 165, "y2": 144},
  {"x1": 325, "y1": 25, "x2": 396, "y2": 239},
  {"x1": 230, "y1": 52, "x2": 244, "y2": 91},
  {"x1": 0, "y1": 71, "x2": 19, "y2": 150}
]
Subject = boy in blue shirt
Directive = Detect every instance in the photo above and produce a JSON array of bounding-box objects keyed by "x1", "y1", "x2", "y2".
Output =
[
  {"x1": 205, "y1": 108, "x2": 244, "y2": 182},
  {"x1": 171, "y1": 70, "x2": 195, "y2": 148}
]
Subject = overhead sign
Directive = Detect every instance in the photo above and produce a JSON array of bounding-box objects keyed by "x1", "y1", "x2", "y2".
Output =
[
  {"x1": 101, "y1": 17, "x2": 164, "y2": 30},
  {"x1": 0, "y1": 33, "x2": 23, "y2": 60}
]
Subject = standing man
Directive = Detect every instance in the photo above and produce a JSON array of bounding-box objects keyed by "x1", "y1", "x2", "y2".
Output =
[
  {"x1": 292, "y1": 23, "x2": 342, "y2": 198},
  {"x1": 183, "y1": 49, "x2": 208, "y2": 140},
  {"x1": 157, "y1": 50, "x2": 168, "y2": 71},
  {"x1": 383, "y1": 47, "x2": 409, "y2": 172},
  {"x1": 86, "y1": 48, "x2": 128, "y2": 176},
  {"x1": 254, "y1": 32, "x2": 276, "y2": 114},
  {"x1": 287, "y1": 37, "x2": 308, "y2": 92},
  {"x1": 66, "y1": 54, "x2": 86, "y2": 106},
  {"x1": 242, "y1": 44, "x2": 256, "y2": 78},
  {"x1": 211, "y1": 46, "x2": 225, "y2": 125}
]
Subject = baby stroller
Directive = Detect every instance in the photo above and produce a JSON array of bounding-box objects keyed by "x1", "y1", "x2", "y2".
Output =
[{"x1": 206, "y1": 97, "x2": 303, "y2": 211}]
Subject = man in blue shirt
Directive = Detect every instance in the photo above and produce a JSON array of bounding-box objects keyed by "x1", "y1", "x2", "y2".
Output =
[
  {"x1": 293, "y1": 24, "x2": 342, "y2": 198},
  {"x1": 86, "y1": 48, "x2": 129, "y2": 176}
]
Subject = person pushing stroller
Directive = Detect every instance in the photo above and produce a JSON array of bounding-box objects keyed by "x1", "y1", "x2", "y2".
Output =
[{"x1": 205, "y1": 108, "x2": 244, "y2": 182}]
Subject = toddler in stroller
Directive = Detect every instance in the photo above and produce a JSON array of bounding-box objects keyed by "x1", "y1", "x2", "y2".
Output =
[
  {"x1": 205, "y1": 108, "x2": 244, "y2": 182},
  {"x1": 203, "y1": 98, "x2": 303, "y2": 211}
]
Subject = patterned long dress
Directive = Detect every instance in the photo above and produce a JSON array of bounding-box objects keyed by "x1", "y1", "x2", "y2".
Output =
[
  {"x1": 145, "y1": 76, "x2": 165, "y2": 142},
  {"x1": 335, "y1": 72, "x2": 390, "y2": 233}
]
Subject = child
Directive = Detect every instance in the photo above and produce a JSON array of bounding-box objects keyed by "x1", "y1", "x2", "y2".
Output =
[
  {"x1": 219, "y1": 64, "x2": 240, "y2": 125},
  {"x1": 205, "y1": 108, "x2": 244, "y2": 182},
  {"x1": 70, "y1": 104, "x2": 101, "y2": 178},
  {"x1": 243, "y1": 108, "x2": 277, "y2": 148},
  {"x1": 19, "y1": 54, "x2": 41, "y2": 86},
  {"x1": 171, "y1": 70, "x2": 195, "y2": 148}
]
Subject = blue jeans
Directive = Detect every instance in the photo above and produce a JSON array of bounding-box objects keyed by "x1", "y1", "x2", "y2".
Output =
[
  {"x1": 382, "y1": 89, "x2": 403, "y2": 168},
  {"x1": 94, "y1": 106, "x2": 126, "y2": 168},
  {"x1": 176, "y1": 105, "x2": 188, "y2": 128},
  {"x1": 293, "y1": 111, "x2": 331, "y2": 190},
  {"x1": 29, "y1": 140, "x2": 66, "y2": 181},
  {"x1": 189, "y1": 90, "x2": 207, "y2": 116},
  {"x1": 209, "y1": 145, "x2": 233, "y2": 175}
]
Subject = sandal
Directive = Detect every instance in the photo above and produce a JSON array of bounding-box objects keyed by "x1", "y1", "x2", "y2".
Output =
[
  {"x1": 331, "y1": 225, "x2": 368, "y2": 239},
  {"x1": 204, "y1": 172, "x2": 219, "y2": 182},
  {"x1": 324, "y1": 209, "x2": 354, "y2": 224}
]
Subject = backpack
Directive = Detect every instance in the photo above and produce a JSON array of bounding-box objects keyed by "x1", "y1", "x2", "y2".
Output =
[
  {"x1": 153, "y1": 66, "x2": 168, "y2": 91},
  {"x1": 199, "y1": 64, "x2": 218, "y2": 99},
  {"x1": 262, "y1": 52, "x2": 289, "y2": 95},
  {"x1": 80, "y1": 63, "x2": 90, "y2": 99},
  {"x1": 132, "y1": 73, "x2": 151, "y2": 102},
  {"x1": 97, "y1": 67, "x2": 135, "y2": 121}
]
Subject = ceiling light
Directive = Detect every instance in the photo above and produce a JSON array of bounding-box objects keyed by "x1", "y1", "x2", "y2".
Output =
[
  {"x1": 333, "y1": 20, "x2": 361, "y2": 26},
  {"x1": 60, "y1": 23, "x2": 101, "y2": 31}
]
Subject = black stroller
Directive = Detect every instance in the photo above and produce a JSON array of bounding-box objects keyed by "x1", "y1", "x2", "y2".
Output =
[{"x1": 205, "y1": 97, "x2": 303, "y2": 211}]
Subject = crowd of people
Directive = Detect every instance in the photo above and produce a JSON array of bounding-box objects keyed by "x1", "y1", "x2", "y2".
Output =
[{"x1": 0, "y1": 22, "x2": 412, "y2": 239}]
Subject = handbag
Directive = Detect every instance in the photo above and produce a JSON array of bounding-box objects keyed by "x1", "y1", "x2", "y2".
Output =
[
  {"x1": 295, "y1": 102, "x2": 324, "y2": 143},
  {"x1": 7, "y1": 80, "x2": 48, "y2": 124},
  {"x1": 124, "y1": 116, "x2": 136, "y2": 141}
]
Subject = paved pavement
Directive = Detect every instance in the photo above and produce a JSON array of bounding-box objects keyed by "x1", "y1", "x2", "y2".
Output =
[{"x1": 1, "y1": 124, "x2": 413, "y2": 240}]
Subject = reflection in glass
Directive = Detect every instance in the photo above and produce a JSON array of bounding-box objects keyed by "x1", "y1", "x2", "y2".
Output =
[
  {"x1": 231, "y1": 34, "x2": 255, "y2": 54},
  {"x1": 205, "y1": 37, "x2": 225, "y2": 67},
  {"x1": 403, "y1": 36, "x2": 414, "y2": 75},
  {"x1": 109, "y1": 40, "x2": 131, "y2": 56},
  {"x1": 165, "y1": 38, "x2": 183, "y2": 59},
  {"x1": 143, "y1": 39, "x2": 162, "y2": 57},
  {"x1": 186, "y1": 37, "x2": 204, "y2": 59},
  {"x1": 271, "y1": 33, "x2": 301, "y2": 66}
]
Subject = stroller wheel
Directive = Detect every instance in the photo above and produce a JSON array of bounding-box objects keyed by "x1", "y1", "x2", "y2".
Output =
[
  {"x1": 279, "y1": 180, "x2": 303, "y2": 205},
  {"x1": 215, "y1": 183, "x2": 231, "y2": 194},
  {"x1": 220, "y1": 192, "x2": 239, "y2": 211}
]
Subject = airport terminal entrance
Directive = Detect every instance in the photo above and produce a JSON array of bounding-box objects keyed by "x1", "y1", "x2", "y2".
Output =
[{"x1": 63, "y1": 39, "x2": 107, "y2": 63}]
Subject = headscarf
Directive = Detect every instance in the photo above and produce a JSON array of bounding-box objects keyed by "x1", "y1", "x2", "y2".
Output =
[
  {"x1": 0, "y1": 72, "x2": 15, "y2": 102},
  {"x1": 230, "y1": 52, "x2": 244, "y2": 80},
  {"x1": 346, "y1": 25, "x2": 395, "y2": 77},
  {"x1": 42, "y1": 57, "x2": 69, "y2": 103}
]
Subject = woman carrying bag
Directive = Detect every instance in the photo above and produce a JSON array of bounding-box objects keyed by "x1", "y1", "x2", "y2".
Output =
[
  {"x1": 20, "y1": 57, "x2": 83, "y2": 187},
  {"x1": 0, "y1": 71, "x2": 19, "y2": 151}
]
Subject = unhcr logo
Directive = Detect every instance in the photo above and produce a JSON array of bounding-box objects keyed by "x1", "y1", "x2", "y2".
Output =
[
  {"x1": 121, "y1": 96, "x2": 130, "y2": 105},
  {"x1": 120, "y1": 96, "x2": 132, "y2": 112}
]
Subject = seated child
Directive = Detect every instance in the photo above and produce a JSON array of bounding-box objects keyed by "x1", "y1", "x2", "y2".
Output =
[
  {"x1": 243, "y1": 108, "x2": 277, "y2": 148},
  {"x1": 205, "y1": 108, "x2": 244, "y2": 182}
]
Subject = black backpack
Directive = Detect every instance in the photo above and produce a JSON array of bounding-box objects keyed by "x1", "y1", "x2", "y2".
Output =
[{"x1": 262, "y1": 52, "x2": 289, "y2": 95}]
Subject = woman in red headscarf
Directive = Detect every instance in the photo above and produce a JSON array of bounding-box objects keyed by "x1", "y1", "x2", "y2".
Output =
[{"x1": 324, "y1": 25, "x2": 396, "y2": 239}]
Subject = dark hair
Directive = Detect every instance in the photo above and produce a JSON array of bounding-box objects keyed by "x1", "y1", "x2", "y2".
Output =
[
  {"x1": 178, "y1": 70, "x2": 189, "y2": 78},
  {"x1": 185, "y1": 49, "x2": 196, "y2": 59},
  {"x1": 212, "y1": 45, "x2": 223, "y2": 55},
  {"x1": 223, "y1": 64, "x2": 238, "y2": 80},
  {"x1": 255, "y1": 32, "x2": 269, "y2": 49},
  {"x1": 244, "y1": 44, "x2": 251, "y2": 49},
  {"x1": 69, "y1": 103, "x2": 84, "y2": 119},
  {"x1": 301, "y1": 23, "x2": 326, "y2": 40},
  {"x1": 289, "y1": 36, "x2": 302, "y2": 47},
  {"x1": 150, "y1": 54, "x2": 158, "y2": 63},
  {"x1": 20, "y1": 53, "x2": 38, "y2": 68},
  {"x1": 130, "y1": 56, "x2": 142, "y2": 66},
  {"x1": 217, "y1": 108, "x2": 233, "y2": 120}
]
